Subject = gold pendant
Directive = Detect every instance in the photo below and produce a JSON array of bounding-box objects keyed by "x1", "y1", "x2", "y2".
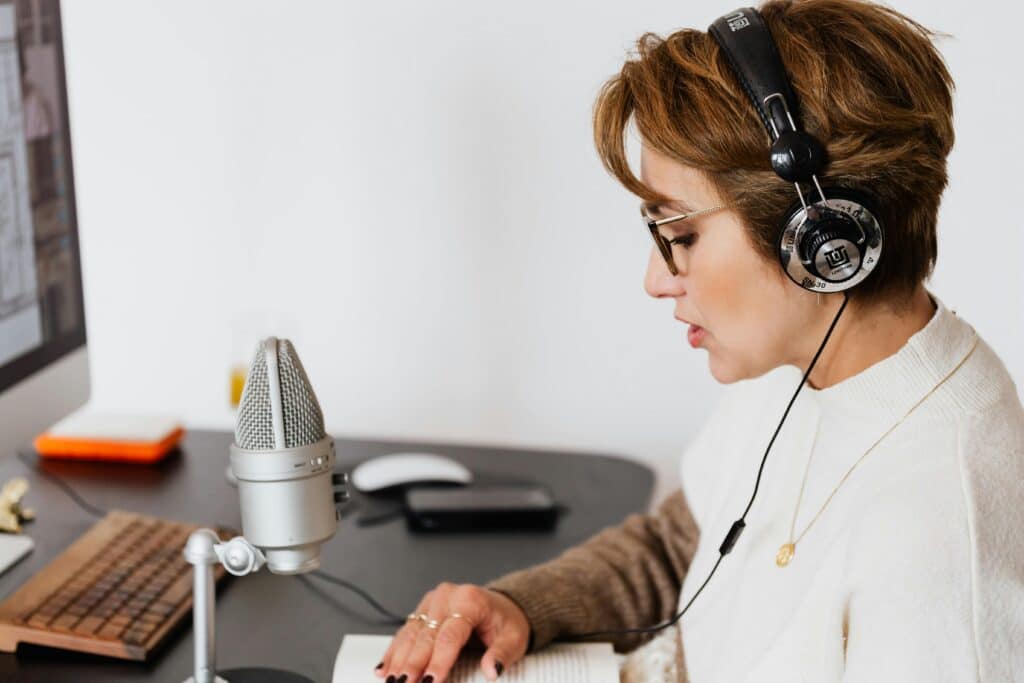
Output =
[{"x1": 776, "y1": 542, "x2": 795, "y2": 567}]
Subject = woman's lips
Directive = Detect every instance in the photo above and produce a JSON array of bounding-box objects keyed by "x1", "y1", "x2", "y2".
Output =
[
  {"x1": 675, "y1": 316, "x2": 707, "y2": 348},
  {"x1": 687, "y1": 324, "x2": 706, "y2": 348}
]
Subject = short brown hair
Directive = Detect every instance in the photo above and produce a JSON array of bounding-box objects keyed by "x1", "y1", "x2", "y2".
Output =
[{"x1": 593, "y1": 0, "x2": 954, "y2": 309}]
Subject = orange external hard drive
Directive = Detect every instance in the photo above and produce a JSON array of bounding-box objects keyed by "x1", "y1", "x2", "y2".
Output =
[{"x1": 33, "y1": 414, "x2": 184, "y2": 463}]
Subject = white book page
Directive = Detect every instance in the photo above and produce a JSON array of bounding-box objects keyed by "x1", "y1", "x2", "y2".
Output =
[{"x1": 333, "y1": 634, "x2": 619, "y2": 683}]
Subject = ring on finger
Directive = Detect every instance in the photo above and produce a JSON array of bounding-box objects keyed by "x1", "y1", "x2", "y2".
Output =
[
  {"x1": 407, "y1": 612, "x2": 436, "y2": 629},
  {"x1": 416, "y1": 614, "x2": 441, "y2": 630}
]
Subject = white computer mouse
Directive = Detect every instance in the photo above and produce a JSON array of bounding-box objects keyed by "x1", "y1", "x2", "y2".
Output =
[{"x1": 350, "y1": 452, "x2": 473, "y2": 493}]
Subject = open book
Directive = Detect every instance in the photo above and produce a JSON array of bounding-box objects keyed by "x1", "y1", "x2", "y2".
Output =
[{"x1": 333, "y1": 634, "x2": 620, "y2": 682}]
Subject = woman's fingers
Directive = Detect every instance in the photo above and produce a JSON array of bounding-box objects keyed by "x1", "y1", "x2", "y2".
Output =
[
  {"x1": 389, "y1": 597, "x2": 454, "y2": 682},
  {"x1": 376, "y1": 591, "x2": 435, "y2": 678},
  {"x1": 478, "y1": 623, "x2": 528, "y2": 681},
  {"x1": 376, "y1": 620, "x2": 412, "y2": 679},
  {"x1": 420, "y1": 585, "x2": 490, "y2": 683},
  {"x1": 419, "y1": 613, "x2": 477, "y2": 683},
  {"x1": 476, "y1": 589, "x2": 531, "y2": 680}
]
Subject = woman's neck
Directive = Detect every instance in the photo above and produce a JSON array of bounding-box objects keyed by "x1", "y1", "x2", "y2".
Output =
[{"x1": 802, "y1": 287, "x2": 937, "y2": 390}]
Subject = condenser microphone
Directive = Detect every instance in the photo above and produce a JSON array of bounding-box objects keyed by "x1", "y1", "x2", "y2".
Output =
[{"x1": 229, "y1": 337, "x2": 339, "y2": 574}]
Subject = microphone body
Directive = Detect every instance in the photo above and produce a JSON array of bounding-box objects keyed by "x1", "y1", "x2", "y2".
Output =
[{"x1": 230, "y1": 337, "x2": 339, "y2": 574}]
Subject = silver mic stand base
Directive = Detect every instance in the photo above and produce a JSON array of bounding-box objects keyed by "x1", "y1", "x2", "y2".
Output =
[
  {"x1": 211, "y1": 669, "x2": 314, "y2": 682},
  {"x1": 184, "y1": 668, "x2": 312, "y2": 682},
  {"x1": 185, "y1": 668, "x2": 312, "y2": 682}
]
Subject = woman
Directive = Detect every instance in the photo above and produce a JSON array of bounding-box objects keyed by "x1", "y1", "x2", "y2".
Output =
[{"x1": 374, "y1": 1, "x2": 1024, "y2": 681}]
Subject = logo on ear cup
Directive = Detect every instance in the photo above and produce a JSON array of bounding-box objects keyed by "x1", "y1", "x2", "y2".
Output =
[
  {"x1": 824, "y1": 245, "x2": 850, "y2": 269},
  {"x1": 813, "y1": 238, "x2": 860, "y2": 282}
]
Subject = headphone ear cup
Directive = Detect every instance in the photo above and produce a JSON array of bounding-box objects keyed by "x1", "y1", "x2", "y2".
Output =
[{"x1": 776, "y1": 187, "x2": 884, "y2": 294}]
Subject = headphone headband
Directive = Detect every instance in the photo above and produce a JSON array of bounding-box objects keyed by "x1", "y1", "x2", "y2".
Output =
[{"x1": 708, "y1": 8, "x2": 800, "y2": 142}]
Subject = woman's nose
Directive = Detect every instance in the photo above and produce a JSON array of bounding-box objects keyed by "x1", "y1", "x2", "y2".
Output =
[{"x1": 644, "y1": 247, "x2": 686, "y2": 298}]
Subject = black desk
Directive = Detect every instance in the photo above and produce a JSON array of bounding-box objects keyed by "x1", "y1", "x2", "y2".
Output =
[{"x1": 0, "y1": 430, "x2": 654, "y2": 682}]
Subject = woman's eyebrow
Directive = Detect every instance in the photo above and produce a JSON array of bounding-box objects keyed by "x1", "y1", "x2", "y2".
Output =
[
  {"x1": 647, "y1": 199, "x2": 693, "y2": 213},
  {"x1": 662, "y1": 199, "x2": 696, "y2": 214}
]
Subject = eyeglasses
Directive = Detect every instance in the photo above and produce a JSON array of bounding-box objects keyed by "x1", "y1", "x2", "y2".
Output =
[{"x1": 641, "y1": 201, "x2": 729, "y2": 275}]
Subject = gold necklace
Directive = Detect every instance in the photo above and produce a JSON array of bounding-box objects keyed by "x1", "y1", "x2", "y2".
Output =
[{"x1": 775, "y1": 332, "x2": 980, "y2": 568}]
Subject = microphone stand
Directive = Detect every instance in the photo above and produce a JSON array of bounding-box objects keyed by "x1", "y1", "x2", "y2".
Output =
[{"x1": 182, "y1": 531, "x2": 313, "y2": 683}]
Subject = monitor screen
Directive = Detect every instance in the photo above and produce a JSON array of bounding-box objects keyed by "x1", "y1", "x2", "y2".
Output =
[{"x1": 0, "y1": 0, "x2": 85, "y2": 394}]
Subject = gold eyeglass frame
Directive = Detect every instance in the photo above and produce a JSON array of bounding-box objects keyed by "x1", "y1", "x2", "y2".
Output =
[{"x1": 641, "y1": 201, "x2": 730, "y2": 275}]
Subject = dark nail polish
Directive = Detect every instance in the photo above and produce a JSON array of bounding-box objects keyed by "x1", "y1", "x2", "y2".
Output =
[
  {"x1": 376, "y1": 661, "x2": 384, "y2": 670},
  {"x1": 496, "y1": 661, "x2": 504, "y2": 676},
  {"x1": 397, "y1": 676, "x2": 408, "y2": 683},
  {"x1": 386, "y1": 676, "x2": 396, "y2": 683},
  {"x1": 421, "y1": 676, "x2": 434, "y2": 683}
]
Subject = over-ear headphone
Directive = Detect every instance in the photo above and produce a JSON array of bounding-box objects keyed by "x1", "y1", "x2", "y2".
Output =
[{"x1": 708, "y1": 7, "x2": 884, "y2": 294}]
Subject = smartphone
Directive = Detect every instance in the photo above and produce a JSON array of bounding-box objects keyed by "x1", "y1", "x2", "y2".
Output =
[{"x1": 404, "y1": 484, "x2": 558, "y2": 532}]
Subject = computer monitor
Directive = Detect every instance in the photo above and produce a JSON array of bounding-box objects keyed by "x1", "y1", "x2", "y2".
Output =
[{"x1": 0, "y1": 0, "x2": 88, "y2": 456}]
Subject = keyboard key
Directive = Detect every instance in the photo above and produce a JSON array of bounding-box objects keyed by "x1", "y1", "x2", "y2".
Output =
[
  {"x1": 107, "y1": 614, "x2": 132, "y2": 628},
  {"x1": 72, "y1": 616, "x2": 106, "y2": 635},
  {"x1": 26, "y1": 613, "x2": 52, "y2": 629},
  {"x1": 122, "y1": 628, "x2": 150, "y2": 645},
  {"x1": 146, "y1": 601, "x2": 176, "y2": 616},
  {"x1": 96, "y1": 622, "x2": 126, "y2": 641},
  {"x1": 158, "y1": 573, "x2": 193, "y2": 607},
  {"x1": 65, "y1": 604, "x2": 88, "y2": 618},
  {"x1": 50, "y1": 614, "x2": 80, "y2": 633}
]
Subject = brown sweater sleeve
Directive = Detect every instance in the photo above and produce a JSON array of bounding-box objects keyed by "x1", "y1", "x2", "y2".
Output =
[{"x1": 484, "y1": 486, "x2": 700, "y2": 654}]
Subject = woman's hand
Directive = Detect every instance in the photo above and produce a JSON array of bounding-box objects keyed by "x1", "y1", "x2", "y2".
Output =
[{"x1": 375, "y1": 582, "x2": 530, "y2": 683}]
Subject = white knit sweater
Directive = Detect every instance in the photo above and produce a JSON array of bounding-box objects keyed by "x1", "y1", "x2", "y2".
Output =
[{"x1": 624, "y1": 290, "x2": 1024, "y2": 682}]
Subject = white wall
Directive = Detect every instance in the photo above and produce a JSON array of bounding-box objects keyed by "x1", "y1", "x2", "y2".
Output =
[{"x1": 62, "y1": 1, "x2": 1023, "y2": 508}]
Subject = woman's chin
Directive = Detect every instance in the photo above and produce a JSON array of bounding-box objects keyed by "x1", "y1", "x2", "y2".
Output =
[{"x1": 707, "y1": 352, "x2": 747, "y2": 385}]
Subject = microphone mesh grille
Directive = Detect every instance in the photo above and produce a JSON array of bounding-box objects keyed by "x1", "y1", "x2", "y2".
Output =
[
  {"x1": 235, "y1": 338, "x2": 326, "y2": 450},
  {"x1": 277, "y1": 339, "x2": 326, "y2": 447},
  {"x1": 236, "y1": 344, "x2": 275, "y2": 450}
]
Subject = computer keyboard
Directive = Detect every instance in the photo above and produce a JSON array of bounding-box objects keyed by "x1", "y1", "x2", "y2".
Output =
[{"x1": 0, "y1": 510, "x2": 231, "y2": 660}]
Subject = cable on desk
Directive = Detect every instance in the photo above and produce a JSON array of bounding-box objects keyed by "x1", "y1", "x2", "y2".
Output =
[
  {"x1": 16, "y1": 449, "x2": 406, "y2": 626},
  {"x1": 354, "y1": 503, "x2": 405, "y2": 527},
  {"x1": 16, "y1": 450, "x2": 108, "y2": 519},
  {"x1": 300, "y1": 570, "x2": 405, "y2": 625}
]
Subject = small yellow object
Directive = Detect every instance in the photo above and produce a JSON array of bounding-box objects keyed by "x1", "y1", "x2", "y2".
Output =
[
  {"x1": 0, "y1": 512, "x2": 18, "y2": 534},
  {"x1": 230, "y1": 365, "x2": 248, "y2": 407},
  {"x1": 0, "y1": 477, "x2": 33, "y2": 534},
  {"x1": 1, "y1": 478, "x2": 28, "y2": 503},
  {"x1": 776, "y1": 542, "x2": 795, "y2": 567}
]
